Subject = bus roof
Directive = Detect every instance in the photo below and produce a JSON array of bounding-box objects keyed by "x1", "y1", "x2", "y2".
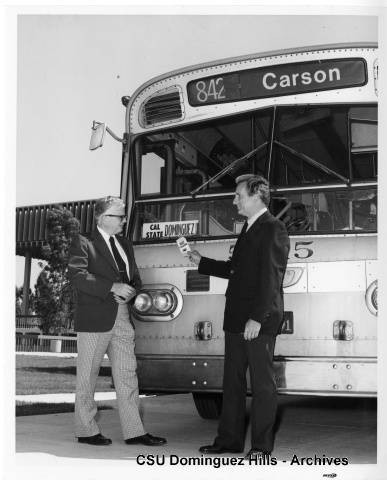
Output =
[{"x1": 128, "y1": 42, "x2": 377, "y2": 104}]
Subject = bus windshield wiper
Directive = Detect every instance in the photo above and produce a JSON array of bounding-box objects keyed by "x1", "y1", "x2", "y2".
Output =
[
  {"x1": 190, "y1": 142, "x2": 268, "y2": 197},
  {"x1": 273, "y1": 140, "x2": 349, "y2": 184}
]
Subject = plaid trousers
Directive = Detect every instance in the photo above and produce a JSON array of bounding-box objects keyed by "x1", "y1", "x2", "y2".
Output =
[{"x1": 74, "y1": 304, "x2": 146, "y2": 439}]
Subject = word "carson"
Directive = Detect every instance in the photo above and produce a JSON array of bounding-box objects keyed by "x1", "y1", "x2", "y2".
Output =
[{"x1": 262, "y1": 67, "x2": 341, "y2": 90}]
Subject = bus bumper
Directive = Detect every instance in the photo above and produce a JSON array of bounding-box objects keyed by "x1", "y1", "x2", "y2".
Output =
[{"x1": 137, "y1": 355, "x2": 377, "y2": 397}]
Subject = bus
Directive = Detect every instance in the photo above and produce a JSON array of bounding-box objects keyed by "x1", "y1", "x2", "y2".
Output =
[{"x1": 90, "y1": 43, "x2": 378, "y2": 418}]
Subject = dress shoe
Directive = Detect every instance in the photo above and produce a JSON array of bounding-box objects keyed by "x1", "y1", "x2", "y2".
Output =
[
  {"x1": 244, "y1": 448, "x2": 271, "y2": 460},
  {"x1": 125, "y1": 433, "x2": 167, "y2": 446},
  {"x1": 77, "y1": 433, "x2": 112, "y2": 446},
  {"x1": 199, "y1": 444, "x2": 242, "y2": 454}
]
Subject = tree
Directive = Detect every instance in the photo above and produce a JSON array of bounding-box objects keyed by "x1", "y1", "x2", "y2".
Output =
[
  {"x1": 34, "y1": 207, "x2": 80, "y2": 334},
  {"x1": 15, "y1": 286, "x2": 23, "y2": 316},
  {"x1": 15, "y1": 286, "x2": 35, "y2": 315}
]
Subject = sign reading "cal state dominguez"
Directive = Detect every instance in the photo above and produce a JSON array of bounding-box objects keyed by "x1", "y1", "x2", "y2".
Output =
[
  {"x1": 142, "y1": 220, "x2": 199, "y2": 239},
  {"x1": 187, "y1": 58, "x2": 367, "y2": 106}
]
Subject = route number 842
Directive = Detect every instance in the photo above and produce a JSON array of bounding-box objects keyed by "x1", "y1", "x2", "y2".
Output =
[{"x1": 195, "y1": 78, "x2": 226, "y2": 103}]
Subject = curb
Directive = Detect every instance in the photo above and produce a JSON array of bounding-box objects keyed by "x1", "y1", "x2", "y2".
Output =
[{"x1": 16, "y1": 392, "x2": 117, "y2": 403}]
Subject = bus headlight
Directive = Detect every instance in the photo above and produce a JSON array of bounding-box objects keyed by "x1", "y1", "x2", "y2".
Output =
[
  {"x1": 365, "y1": 280, "x2": 377, "y2": 316},
  {"x1": 132, "y1": 284, "x2": 183, "y2": 322},
  {"x1": 153, "y1": 292, "x2": 174, "y2": 313},
  {"x1": 134, "y1": 293, "x2": 152, "y2": 313}
]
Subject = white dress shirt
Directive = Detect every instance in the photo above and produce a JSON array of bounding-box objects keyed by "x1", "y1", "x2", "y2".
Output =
[{"x1": 97, "y1": 226, "x2": 131, "y2": 280}]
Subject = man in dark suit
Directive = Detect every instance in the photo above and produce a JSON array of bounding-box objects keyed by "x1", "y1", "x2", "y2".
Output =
[
  {"x1": 68, "y1": 196, "x2": 166, "y2": 447},
  {"x1": 188, "y1": 175, "x2": 289, "y2": 460}
]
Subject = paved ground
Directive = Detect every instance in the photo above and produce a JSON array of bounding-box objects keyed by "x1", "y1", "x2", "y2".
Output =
[{"x1": 15, "y1": 393, "x2": 376, "y2": 464}]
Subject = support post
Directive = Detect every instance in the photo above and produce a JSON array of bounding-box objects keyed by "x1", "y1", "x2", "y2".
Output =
[{"x1": 21, "y1": 251, "x2": 32, "y2": 315}]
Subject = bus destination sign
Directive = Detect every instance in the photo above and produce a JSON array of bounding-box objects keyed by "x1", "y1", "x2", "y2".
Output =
[
  {"x1": 187, "y1": 59, "x2": 367, "y2": 106},
  {"x1": 142, "y1": 220, "x2": 199, "y2": 239}
]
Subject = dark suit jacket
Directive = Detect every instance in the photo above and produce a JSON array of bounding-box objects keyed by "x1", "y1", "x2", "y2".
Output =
[
  {"x1": 199, "y1": 211, "x2": 290, "y2": 335},
  {"x1": 68, "y1": 229, "x2": 142, "y2": 332}
]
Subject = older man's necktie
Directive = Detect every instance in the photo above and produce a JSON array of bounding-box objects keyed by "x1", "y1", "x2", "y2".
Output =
[{"x1": 109, "y1": 236, "x2": 130, "y2": 284}]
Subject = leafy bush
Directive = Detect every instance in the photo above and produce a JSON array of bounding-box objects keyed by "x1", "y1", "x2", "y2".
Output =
[{"x1": 34, "y1": 207, "x2": 80, "y2": 335}]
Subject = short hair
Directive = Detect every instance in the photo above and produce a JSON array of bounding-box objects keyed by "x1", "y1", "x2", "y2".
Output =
[
  {"x1": 235, "y1": 174, "x2": 270, "y2": 206},
  {"x1": 94, "y1": 196, "x2": 125, "y2": 220}
]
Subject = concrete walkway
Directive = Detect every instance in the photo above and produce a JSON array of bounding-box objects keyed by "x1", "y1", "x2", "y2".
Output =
[
  {"x1": 15, "y1": 393, "x2": 377, "y2": 462},
  {"x1": 12, "y1": 393, "x2": 382, "y2": 480},
  {"x1": 16, "y1": 394, "x2": 216, "y2": 460}
]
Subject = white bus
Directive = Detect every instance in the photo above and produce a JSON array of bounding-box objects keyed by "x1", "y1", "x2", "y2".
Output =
[{"x1": 91, "y1": 43, "x2": 378, "y2": 418}]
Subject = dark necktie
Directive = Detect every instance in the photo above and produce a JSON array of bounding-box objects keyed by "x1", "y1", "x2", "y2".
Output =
[
  {"x1": 109, "y1": 236, "x2": 130, "y2": 284},
  {"x1": 232, "y1": 221, "x2": 248, "y2": 257},
  {"x1": 240, "y1": 221, "x2": 248, "y2": 235}
]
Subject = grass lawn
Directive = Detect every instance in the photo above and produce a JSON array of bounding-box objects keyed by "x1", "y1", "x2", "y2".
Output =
[{"x1": 16, "y1": 355, "x2": 114, "y2": 395}]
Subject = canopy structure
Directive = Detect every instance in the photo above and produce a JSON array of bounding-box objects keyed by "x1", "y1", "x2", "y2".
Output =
[
  {"x1": 16, "y1": 199, "x2": 98, "y2": 314},
  {"x1": 16, "y1": 199, "x2": 98, "y2": 258}
]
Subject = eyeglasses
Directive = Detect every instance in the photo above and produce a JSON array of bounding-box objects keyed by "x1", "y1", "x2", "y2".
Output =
[{"x1": 104, "y1": 214, "x2": 127, "y2": 221}]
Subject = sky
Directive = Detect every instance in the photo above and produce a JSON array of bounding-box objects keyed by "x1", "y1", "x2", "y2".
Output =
[
  {"x1": 16, "y1": 13, "x2": 379, "y2": 206},
  {"x1": 5, "y1": 4, "x2": 387, "y2": 479},
  {"x1": 13, "y1": 10, "x2": 381, "y2": 286}
]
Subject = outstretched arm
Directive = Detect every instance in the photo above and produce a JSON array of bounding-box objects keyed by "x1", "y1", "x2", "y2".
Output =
[{"x1": 189, "y1": 249, "x2": 232, "y2": 279}]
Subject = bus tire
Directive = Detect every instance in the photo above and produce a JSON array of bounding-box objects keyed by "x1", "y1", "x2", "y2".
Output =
[{"x1": 192, "y1": 392, "x2": 222, "y2": 419}]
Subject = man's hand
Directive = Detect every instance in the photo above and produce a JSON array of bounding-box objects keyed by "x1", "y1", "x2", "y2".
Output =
[
  {"x1": 188, "y1": 250, "x2": 202, "y2": 265},
  {"x1": 244, "y1": 319, "x2": 261, "y2": 341},
  {"x1": 111, "y1": 283, "x2": 137, "y2": 302},
  {"x1": 113, "y1": 294, "x2": 131, "y2": 304}
]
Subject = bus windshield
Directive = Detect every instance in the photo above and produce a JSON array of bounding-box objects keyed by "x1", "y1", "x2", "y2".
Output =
[{"x1": 132, "y1": 104, "x2": 377, "y2": 242}]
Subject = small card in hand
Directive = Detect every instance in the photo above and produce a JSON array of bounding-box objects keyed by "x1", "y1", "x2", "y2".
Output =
[{"x1": 176, "y1": 236, "x2": 191, "y2": 256}]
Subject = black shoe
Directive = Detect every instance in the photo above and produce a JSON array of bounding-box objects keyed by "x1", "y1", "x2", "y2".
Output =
[
  {"x1": 199, "y1": 444, "x2": 242, "y2": 454},
  {"x1": 125, "y1": 433, "x2": 167, "y2": 446},
  {"x1": 77, "y1": 433, "x2": 112, "y2": 446},
  {"x1": 244, "y1": 449, "x2": 271, "y2": 460}
]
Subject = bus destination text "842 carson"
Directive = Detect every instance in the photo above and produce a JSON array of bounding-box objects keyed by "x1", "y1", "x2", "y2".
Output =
[{"x1": 187, "y1": 59, "x2": 366, "y2": 106}]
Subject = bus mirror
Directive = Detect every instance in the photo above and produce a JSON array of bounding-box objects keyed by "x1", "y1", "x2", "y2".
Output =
[{"x1": 89, "y1": 121, "x2": 106, "y2": 150}]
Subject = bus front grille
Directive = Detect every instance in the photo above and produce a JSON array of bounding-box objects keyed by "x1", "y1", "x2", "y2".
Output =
[{"x1": 186, "y1": 270, "x2": 210, "y2": 292}]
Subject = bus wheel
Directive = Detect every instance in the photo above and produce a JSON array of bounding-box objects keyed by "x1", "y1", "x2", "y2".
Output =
[{"x1": 192, "y1": 393, "x2": 222, "y2": 419}]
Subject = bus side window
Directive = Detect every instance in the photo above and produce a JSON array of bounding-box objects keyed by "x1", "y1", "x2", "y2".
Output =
[
  {"x1": 140, "y1": 152, "x2": 165, "y2": 195},
  {"x1": 270, "y1": 197, "x2": 310, "y2": 233},
  {"x1": 326, "y1": 189, "x2": 377, "y2": 232},
  {"x1": 181, "y1": 208, "x2": 204, "y2": 235},
  {"x1": 350, "y1": 106, "x2": 377, "y2": 181},
  {"x1": 329, "y1": 192, "x2": 350, "y2": 230},
  {"x1": 283, "y1": 203, "x2": 310, "y2": 233},
  {"x1": 137, "y1": 141, "x2": 176, "y2": 196},
  {"x1": 352, "y1": 190, "x2": 377, "y2": 230},
  {"x1": 314, "y1": 193, "x2": 334, "y2": 231}
]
